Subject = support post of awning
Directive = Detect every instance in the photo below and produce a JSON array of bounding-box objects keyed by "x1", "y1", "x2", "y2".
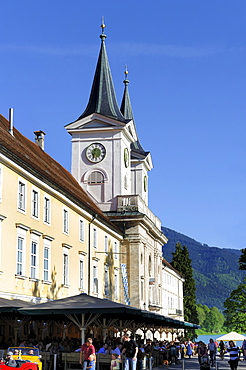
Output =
[{"x1": 81, "y1": 314, "x2": 86, "y2": 344}]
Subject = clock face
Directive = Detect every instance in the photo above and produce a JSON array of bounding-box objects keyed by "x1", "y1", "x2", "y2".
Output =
[
  {"x1": 124, "y1": 148, "x2": 129, "y2": 168},
  {"x1": 86, "y1": 143, "x2": 106, "y2": 163}
]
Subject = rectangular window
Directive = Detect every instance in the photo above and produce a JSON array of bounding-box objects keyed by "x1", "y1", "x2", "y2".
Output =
[
  {"x1": 104, "y1": 236, "x2": 108, "y2": 253},
  {"x1": 104, "y1": 265, "x2": 109, "y2": 296},
  {"x1": 63, "y1": 253, "x2": 68, "y2": 286},
  {"x1": 114, "y1": 242, "x2": 118, "y2": 259},
  {"x1": 43, "y1": 246, "x2": 49, "y2": 281},
  {"x1": 63, "y1": 209, "x2": 68, "y2": 234},
  {"x1": 18, "y1": 181, "x2": 26, "y2": 211},
  {"x1": 32, "y1": 190, "x2": 39, "y2": 218},
  {"x1": 93, "y1": 228, "x2": 97, "y2": 248},
  {"x1": 93, "y1": 266, "x2": 98, "y2": 293},
  {"x1": 141, "y1": 280, "x2": 144, "y2": 301},
  {"x1": 30, "y1": 241, "x2": 37, "y2": 279},
  {"x1": 114, "y1": 272, "x2": 118, "y2": 300},
  {"x1": 44, "y1": 197, "x2": 50, "y2": 224},
  {"x1": 79, "y1": 219, "x2": 84, "y2": 242},
  {"x1": 17, "y1": 237, "x2": 24, "y2": 275},
  {"x1": 79, "y1": 259, "x2": 84, "y2": 289}
]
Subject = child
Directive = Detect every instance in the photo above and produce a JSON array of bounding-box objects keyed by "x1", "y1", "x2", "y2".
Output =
[
  {"x1": 87, "y1": 354, "x2": 96, "y2": 370},
  {"x1": 111, "y1": 353, "x2": 120, "y2": 370}
]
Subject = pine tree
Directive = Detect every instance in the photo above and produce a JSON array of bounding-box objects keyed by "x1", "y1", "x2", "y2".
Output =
[
  {"x1": 238, "y1": 248, "x2": 246, "y2": 270},
  {"x1": 171, "y1": 243, "x2": 199, "y2": 338},
  {"x1": 224, "y1": 248, "x2": 246, "y2": 331}
]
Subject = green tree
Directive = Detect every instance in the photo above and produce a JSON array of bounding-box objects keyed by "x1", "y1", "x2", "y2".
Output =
[
  {"x1": 224, "y1": 247, "x2": 246, "y2": 331},
  {"x1": 224, "y1": 281, "x2": 246, "y2": 332},
  {"x1": 238, "y1": 248, "x2": 246, "y2": 270},
  {"x1": 171, "y1": 243, "x2": 199, "y2": 338},
  {"x1": 197, "y1": 304, "x2": 210, "y2": 327},
  {"x1": 203, "y1": 306, "x2": 224, "y2": 332}
]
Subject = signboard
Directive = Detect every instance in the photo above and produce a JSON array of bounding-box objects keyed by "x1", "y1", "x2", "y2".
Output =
[{"x1": 121, "y1": 263, "x2": 130, "y2": 305}]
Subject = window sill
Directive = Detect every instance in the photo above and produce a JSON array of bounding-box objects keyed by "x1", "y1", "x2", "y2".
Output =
[
  {"x1": 41, "y1": 280, "x2": 52, "y2": 285},
  {"x1": 15, "y1": 274, "x2": 28, "y2": 280},
  {"x1": 29, "y1": 278, "x2": 39, "y2": 282}
]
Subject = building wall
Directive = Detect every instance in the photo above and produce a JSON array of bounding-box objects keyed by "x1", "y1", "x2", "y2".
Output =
[
  {"x1": 162, "y1": 264, "x2": 184, "y2": 321},
  {"x1": 0, "y1": 153, "x2": 123, "y2": 302}
]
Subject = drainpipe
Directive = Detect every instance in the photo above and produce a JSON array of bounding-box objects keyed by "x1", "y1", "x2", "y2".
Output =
[{"x1": 88, "y1": 214, "x2": 98, "y2": 295}]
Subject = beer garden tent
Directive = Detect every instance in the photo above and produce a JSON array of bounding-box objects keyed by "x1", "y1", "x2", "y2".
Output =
[
  {"x1": 217, "y1": 331, "x2": 246, "y2": 342},
  {"x1": 0, "y1": 297, "x2": 34, "y2": 345},
  {"x1": 19, "y1": 293, "x2": 199, "y2": 343}
]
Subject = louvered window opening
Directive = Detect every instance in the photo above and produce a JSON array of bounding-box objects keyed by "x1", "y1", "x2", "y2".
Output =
[{"x1": 88, "y1": 171, "x2": 104, "y2": 184}]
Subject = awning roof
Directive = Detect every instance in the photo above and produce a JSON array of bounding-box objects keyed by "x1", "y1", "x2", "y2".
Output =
[
  {"x1": 0, "y1": 297, "x2": 34, "y2": 313},
  {"x1": 18, "y1": 293, "x2": 199, "y2": 329}
]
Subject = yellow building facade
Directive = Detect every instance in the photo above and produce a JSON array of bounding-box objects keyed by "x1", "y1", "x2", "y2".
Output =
[{"x1": 0, "y1": 115, "x2": 123, "y2": 304}]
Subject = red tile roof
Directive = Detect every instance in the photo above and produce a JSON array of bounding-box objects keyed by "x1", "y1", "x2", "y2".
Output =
[
  {"x1": 162, "y1": 257, "x2": 184, "y2": 278},
  {"x1": 0, "y1": 114, "x2": 120, "y2": 233}
]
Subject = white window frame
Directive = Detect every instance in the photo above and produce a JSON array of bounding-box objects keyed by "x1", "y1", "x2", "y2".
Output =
[
  {"x1": 114, "y1": 241, "x2": 118, "y2": 259},
  {"x1": 30, "y1": 232, "x2": 40, "y2": 280},
  {"x1": 17, "y1": 236, "x2": 24, "y2": 276},
  {"x1": 104, "y1": 235, "x2": 108, "y2": 254},
  {"x1": 79, "y1": 256, "x2": 84, "y2": 290},
  {"x1": 79, "y1": 219, "x2": 84, "y2": 242},
  {"x1": 93, "y1": 227, "x2": 97, "y2": 249},
  {"x1": 31, "y1": 187, "x2": 39, "y2": 219},
  {"x1": 62, "y1": 245, "x2": 71, "y2": 286},
  {"x1": 16, "y1": 226, "x2": 27, "y2": 276},
  {"x1": 30, "y1": 240, "x2": 37, "y2": 279},
  {"x1": 93, "y1": 265, "x2": 98, "y2": 293},
  {"x1": 43, "y1": 244, "x2": 49, "y2": 282},
  {"x1": 114, "y1": 269, "x2": 118, "y2": 300},
  {"x1": 44, "y1": 195, "x2": 51, "y2": 225},
  {"x1": 104, "y1": 264, "x2": 109, "y2": 296},
  {"x1": 17, "y1": 178, "x2": 27, "y2": 213},
  {"x1": 63, "y1": 208, "x2": 69, "y2": 234}
]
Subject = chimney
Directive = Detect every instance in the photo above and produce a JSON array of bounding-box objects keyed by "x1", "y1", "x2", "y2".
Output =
[
  {"x1": 8, "y1": 108, "x2": 14, "y2": 136},
  {"x1": 34, "y1": 130, "x2": 46, "y2": 150}
]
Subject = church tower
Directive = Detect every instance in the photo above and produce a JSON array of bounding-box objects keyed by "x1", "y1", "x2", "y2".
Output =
[
  {"x1": 66, "y1": 22, "x2": 167, "y2": 310},
  {"x1": 65, "y1": 22, "x2": 152, "y2": 212}
]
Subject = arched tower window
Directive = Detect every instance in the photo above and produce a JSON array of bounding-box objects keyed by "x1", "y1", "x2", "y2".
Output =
[
  {"x1": 86, "y1": 170, "x2": 105, "y2": 202},
  {"x1": 88, "y1": 171, "x2": 104, "y2": 184}
]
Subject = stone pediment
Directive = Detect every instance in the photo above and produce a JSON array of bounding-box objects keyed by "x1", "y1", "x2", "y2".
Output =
[{"x1": 65, "y1": 113, "x2": 126, "y2": 132}]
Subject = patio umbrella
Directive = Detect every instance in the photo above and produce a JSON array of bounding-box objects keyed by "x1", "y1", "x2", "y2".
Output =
[{"x1": 217, "y1": 331, "x2": 246, "y2": 342}]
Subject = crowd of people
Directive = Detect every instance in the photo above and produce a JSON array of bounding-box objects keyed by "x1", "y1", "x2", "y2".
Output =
[{"x1": 2, "y1": 334, "x2": 246, "y2": 370}]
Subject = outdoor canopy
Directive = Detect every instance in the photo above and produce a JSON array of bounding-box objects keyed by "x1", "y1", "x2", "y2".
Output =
[
  {"x1": 18, "y1": 293, "x2": 199, "y2": 329},
  {"x1": 0, "y1": 297, "x2": 34, "y2": 313},
  {"x1": 217, "y1": 331, "x2": 246, "y2": 342}
]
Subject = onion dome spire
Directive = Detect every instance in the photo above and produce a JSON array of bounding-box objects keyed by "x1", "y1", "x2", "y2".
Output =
[{"x1": 77, "y1": 19, "x2": 127, "y2": 123}]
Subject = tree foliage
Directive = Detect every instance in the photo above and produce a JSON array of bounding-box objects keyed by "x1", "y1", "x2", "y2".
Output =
[
  {"x1": 238, "y1": 248, "x2": 246, "y2": 271},
  {"x1": 171, "y1": 243, "x2": 198, "y2": 338},
  {"x1": 224, "y1": 248, "x2": 246, "y2": 332},
  {"x1": 224, "y1": 281, "x2": 246, "y2": 332},
  {"x1": 197, "y1": 304, "x2": 225, "y2": 332}
]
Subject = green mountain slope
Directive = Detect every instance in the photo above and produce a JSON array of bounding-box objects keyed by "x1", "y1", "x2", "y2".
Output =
[{"x1": 161, "y1": 226, "x2": 245, "y2": 311}]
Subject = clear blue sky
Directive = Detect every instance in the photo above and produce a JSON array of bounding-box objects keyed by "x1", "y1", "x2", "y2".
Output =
[{"x1": 1, "y1": 1, "x2": 246, "y2": 250}]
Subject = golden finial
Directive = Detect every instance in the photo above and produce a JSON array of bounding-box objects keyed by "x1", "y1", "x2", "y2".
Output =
[
  {"x1": 124, "y1": 65, "x2": 129, "y2": 85},
  {"x1": 101, "y1": 16, "x2": 106, "y2": 32}
]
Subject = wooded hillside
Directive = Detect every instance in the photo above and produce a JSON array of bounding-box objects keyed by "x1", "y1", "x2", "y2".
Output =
[{"x1": 162, "y1": 226, "x2": 244, "y2": 311}]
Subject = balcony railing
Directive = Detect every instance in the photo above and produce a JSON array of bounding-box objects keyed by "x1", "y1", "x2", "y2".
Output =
[{"x1": 117, "y1": 195, "x2": 162, "y2": 229}]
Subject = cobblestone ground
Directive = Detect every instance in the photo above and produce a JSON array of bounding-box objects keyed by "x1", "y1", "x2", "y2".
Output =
[{"x1": 153, "y1": 354, "x2": 246, "y2": 370}]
